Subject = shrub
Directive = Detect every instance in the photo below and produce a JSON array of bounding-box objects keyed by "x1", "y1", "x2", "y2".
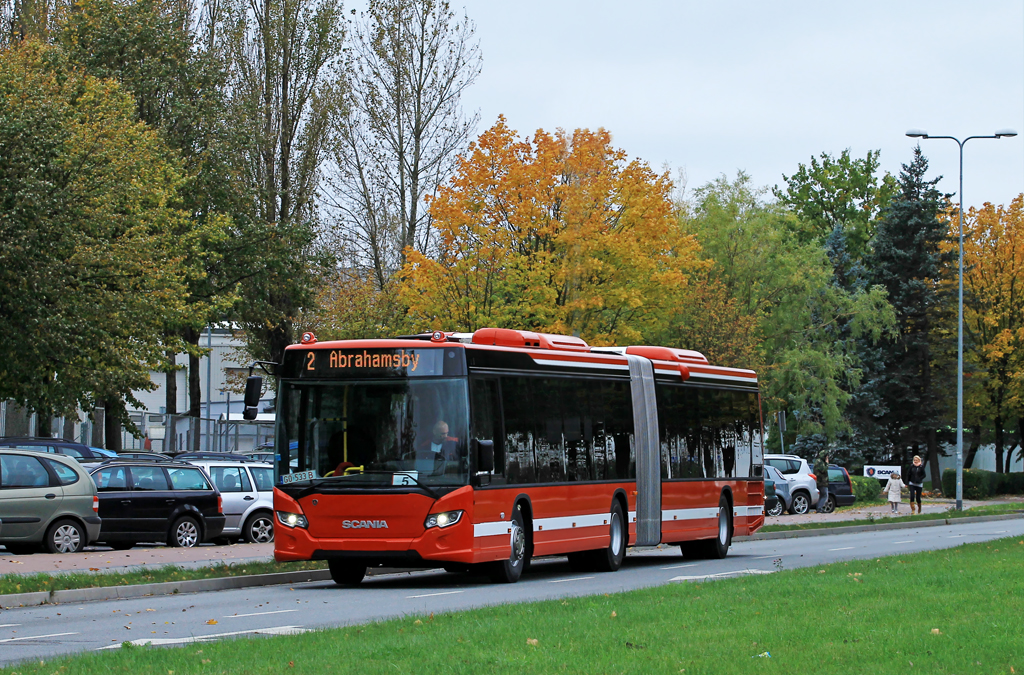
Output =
[
  {"x1": 941, "y1": 468, "x2": 1024, "y2": 499},
  {"x1": 851, "y1": 475, "x2": 881, "y2": 502}
]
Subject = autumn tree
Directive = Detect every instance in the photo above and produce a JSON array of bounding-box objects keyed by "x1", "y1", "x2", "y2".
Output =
[
  {"x1": 678, "y1": 173, "x2": 895, "y2": 451},
  {"x1": 0, "y1": 42, "x2": 198, "y2": 436},
  {"x1": 328, "y1": 0, "x2": 481, "y2": 294},
  {"x1": 958, "y1": 196, "x2": 1024, "y2": 472},
  {"x1": 399, "y1": 117, "x2": 703, "y2": 345}
]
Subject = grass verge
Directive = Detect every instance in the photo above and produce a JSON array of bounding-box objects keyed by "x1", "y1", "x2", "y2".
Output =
[
  {"x1": 761, "y1": 501, "x2": 1024, "y2": 533},
  {"x1": 0, "y1": 560, "x2": 326, "y2": 596},
  {"x1": 2, "y1": 537, "x2": 1023, "y2": 674}
]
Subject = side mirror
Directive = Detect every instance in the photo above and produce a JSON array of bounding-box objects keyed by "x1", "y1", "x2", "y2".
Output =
[
  {"x1": 243, "y1": 376, "x2": 263, "y2": 420},
  {"x1": 473, "y1": 439, "x2": 494, "y2": 473}
]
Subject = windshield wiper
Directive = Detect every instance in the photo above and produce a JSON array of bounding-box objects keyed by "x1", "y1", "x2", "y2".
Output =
[{"x1": 338, "y1": 470, "x2": 440, "y2": 499}]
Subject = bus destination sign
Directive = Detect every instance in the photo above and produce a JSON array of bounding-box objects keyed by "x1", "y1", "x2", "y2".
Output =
[{"x1": 284, "y1": 347, "x2": 464, "y2": 379}]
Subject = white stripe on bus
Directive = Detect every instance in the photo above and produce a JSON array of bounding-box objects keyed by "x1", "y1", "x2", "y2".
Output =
[
  {"x1": 687, "y1": 371, "x2": 758, "y2": 383},
  {"x1": 474, "y1": 505, "x2": 759, "y2": 538},
  {"x1": 530, "y1": 357, "x2": 631, "y2": 371}
]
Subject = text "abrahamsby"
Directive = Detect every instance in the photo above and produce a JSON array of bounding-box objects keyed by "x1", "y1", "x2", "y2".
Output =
[{"x1": 328, "y1": 350, "x2": 420, "y2": 371}]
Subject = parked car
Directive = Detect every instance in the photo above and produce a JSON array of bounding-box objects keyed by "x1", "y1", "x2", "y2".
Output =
[
  {"x1": 0, "y1": 437, "x2": 112, "y2": 463},
  {"x1": 763, "y1": 464, "x2": 791, "y2": 516},
  {"x1": 764, "y1": 454, "x2": 819, "y2": 515},
  {"x1": 89, "y1": 460, "x2": 225, "y2": 549},
  {"x1": 173, "y1": 451, "x2": 254, "y2": 463},
  {"x1": 764, "y1": 474, "x2": 780, "y2": 517},
  {"x1": 189, "y1": 461, "x2": 275, "y2": 543},
  {"x1": 115, "y1": 452, "x2": 174, "y2": 462},
  {"x1": 0, "y1": 448, "x2": 101, "y2": 554},
  {"x1": 245, "y1": 451, "x2": 275, "y2": 464},
  {"x1": 816, "y1": 463, "x2": 857, "y2": 513}
]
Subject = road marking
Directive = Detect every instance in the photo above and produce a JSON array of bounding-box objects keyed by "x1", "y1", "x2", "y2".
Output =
[
  {"x1": 224, "y1": 609, "x2": 298, "y2": 619},
  {"x1": 405, "y1": 590, "x2": 464, "y2": 599},
  {"x1": 893, "y1": 540, "x2": 915, "y2": 544},
  {"x1": 947, "y1": 535, "x2": 965, "y2": 538},
  {"x1": 752, "y1": 555, "x2": 779, "y2": 559},
  {"x1": 828, "y1": 547, "x2": 855, "y2": 551},
  {"x1": 670, "y1": 569, "x2": 774, "y2": 582},
  {"x1": 660, "y1": 563, "x2": 698, "y2": 570},
  {"x1": 97, "y1": 626, "x2": 305, "y2": 649},
  {"x1": 548, "y1": 576, "x2": 594, "y2": 584},
  {"x1": 0, "y1": 632, "x2": 79, "y2": 643},
  {"x1": 0, "y1": 624, "x2": 21, "y2": 628}
]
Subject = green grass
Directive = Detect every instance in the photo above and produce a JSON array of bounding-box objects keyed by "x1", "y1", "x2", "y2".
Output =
[
  {"x1": 761, "y1": 502, "x2": 1024, "y2": 533},
  {"x1": 0, "y1": 560, "x2": 327, "y2": 596},
  {"x1": 2, "y1": 537, "x2": 1023, "y2": 674}
]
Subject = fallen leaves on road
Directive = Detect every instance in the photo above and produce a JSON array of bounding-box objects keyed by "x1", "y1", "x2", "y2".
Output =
[{"x1": 205, "y1": 619, "x2": 218, "y2": 625}]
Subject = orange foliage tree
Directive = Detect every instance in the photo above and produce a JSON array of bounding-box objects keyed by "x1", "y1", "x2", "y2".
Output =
[
  {"x1": 957, "y1": 195, "x2": 1024, "y2": 471},
  {"x1": 398, "y1": 116, "x2": 704, "y2": 345}
]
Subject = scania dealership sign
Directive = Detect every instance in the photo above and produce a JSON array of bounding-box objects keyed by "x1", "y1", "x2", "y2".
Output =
[{"x1": 864, "y1": 465, "x2": 900, "y2": 479}]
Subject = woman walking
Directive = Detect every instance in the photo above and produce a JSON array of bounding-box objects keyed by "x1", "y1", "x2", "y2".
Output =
[
  {"x1": 907, "y1": 455, "x2": 926, "y2": 515},
  {"x1": 884, "y1": 471, "x2": 905, "y2": 515}
]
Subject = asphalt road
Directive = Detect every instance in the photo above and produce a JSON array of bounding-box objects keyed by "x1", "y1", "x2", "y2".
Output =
[{"x1": 3, "y1": 518, "x2": 1023, "y2": 667}]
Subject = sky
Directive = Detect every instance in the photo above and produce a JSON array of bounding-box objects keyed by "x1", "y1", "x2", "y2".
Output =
[{"x1": 434, "y1": 0, "x2": 1024, "y2": 208}]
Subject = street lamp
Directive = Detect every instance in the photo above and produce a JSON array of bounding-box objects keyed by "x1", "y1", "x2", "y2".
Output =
[{"x1": 905, "y1": 128, "x2": 1018, "y2": 511}]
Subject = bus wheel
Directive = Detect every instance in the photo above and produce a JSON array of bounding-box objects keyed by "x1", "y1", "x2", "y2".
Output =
[
  {"x1": 704, "y1": 496, "x2": 732, "y2": 559},
  {"x1": 592, "y1": 501, "x2": 626, "y2": 572},
  {"x1": 328, "y1": 559, "x2": 366, "y2": 586},
  {"x1": 489, "y1": 505, "x2": 527, "y2": 583}
]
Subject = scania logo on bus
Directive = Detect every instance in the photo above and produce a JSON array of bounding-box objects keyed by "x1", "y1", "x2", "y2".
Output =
[{"x1": 342, "y1": 519, "x2": 389, "y2": 529}]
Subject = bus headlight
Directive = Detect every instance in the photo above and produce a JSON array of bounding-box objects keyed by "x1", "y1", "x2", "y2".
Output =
[
  {"x1": 424, "y1": 510, "x2": 463, "y2": 529},
  {"x1": 277, "y1": 511, "x2": 308, "y2": 529}
]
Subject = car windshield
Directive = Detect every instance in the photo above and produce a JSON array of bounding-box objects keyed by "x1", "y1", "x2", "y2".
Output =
[{"x1": 279, "y1": 378, "x2": 470, "y2": 488}]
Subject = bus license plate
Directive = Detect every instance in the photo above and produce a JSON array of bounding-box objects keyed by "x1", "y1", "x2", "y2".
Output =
[{"x1": 281, "y1": 470, "x2": 317, "y2": 484}]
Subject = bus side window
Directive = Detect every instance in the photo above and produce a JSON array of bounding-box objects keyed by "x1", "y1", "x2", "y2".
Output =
[{"x1": 470, "y1": 377, "x2": 504, "y2": 481}]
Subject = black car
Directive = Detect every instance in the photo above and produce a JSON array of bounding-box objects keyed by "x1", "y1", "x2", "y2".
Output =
[
  {"x1": 89, "y1": 461, "x2": 225, "y2": 549},
  {"x1": 0, "y1": 437, "x2": 114, "y2": 463},
  {"x1": 764, "y1": 474, "x2": 780, "y2": 516},
  {"x1": 823, "y1": 464, "x2": 857, "y2": 512}
]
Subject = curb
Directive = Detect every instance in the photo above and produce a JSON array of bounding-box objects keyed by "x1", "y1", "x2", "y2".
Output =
[
  {"x1": 735, "y1": 512, "x2": 1024, "y2": 542},
  {"x1": 0, "y1": 569, "x2": 332, "y2": 609}
]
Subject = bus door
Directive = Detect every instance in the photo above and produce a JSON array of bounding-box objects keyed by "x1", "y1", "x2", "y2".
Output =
[{"x1": 626, "y1": 355, "x2": 660, "y2": 546}]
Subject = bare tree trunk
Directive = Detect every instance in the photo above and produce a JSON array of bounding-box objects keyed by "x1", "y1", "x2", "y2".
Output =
[
  {"x1": 189, "y1": 351, "x2": 202, "y2": 453},
  {"x1": 62, "y1": 414, "x2": 76, "y2": 441},
  {"x1": 104, "y1": 399, "x2": 123, "y2": 451},
  {"x1": 91, "y1": 406, "x2": 105, "y2": 447},
  {"x1": 964, "y1": 424, "x2": 982, "y2": 469},
  {"x1": 35, "y1": 410, "x2": 51, "y2": 437},
  {"x1": 166, "y1": 348, "x2": 178, "y2": 454},
  {"x1": 925, "y1": 430, "x2": 941, "y2": 495}
]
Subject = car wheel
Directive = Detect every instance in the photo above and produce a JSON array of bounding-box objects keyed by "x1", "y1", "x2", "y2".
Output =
[
  {"x1": 767, "y1": 499, "x2": 785, "y2": 517},
  {"x1": 821, "y1": 495, "x2": 836, "y2": 514},
  {"x1": 328, "y1": 559, "x2": 366, "y2": 586},
  {"x1": 243, "y1": 513, "x2": 274, "y2": 544},
  {"x1": 790, "y1": 492, "x2": 810, "y2": 515},
  {"x1": 488, "y1": 504, "x2": 527, "y2": 583},
  {"x1": 168, "y1": 516, "x2": 201, "y2": 548},
  {"x1": 45, "y1": 519, "x2": 85, "y2": 554}
]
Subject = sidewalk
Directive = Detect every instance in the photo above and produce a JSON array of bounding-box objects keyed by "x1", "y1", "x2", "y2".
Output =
[
  {"x1": 0, "y1": 542, "x2": 275, "y2": 577},
  {"x1": 767, "y1": 495, "x2": 1024, "y2": 527}
]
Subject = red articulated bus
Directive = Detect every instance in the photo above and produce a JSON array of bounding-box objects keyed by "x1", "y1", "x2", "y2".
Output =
[{"x1": 265, "y1": 327, "x2": 766, "y2": 585}]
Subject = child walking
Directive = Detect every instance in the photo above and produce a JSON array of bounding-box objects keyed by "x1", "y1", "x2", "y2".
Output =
[{"x1": 884, "y1": 472, "x2": 905, "y2": 514}]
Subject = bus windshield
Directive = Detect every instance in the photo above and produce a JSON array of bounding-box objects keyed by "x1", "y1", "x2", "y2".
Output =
[{"x1": 279, "y1": 378, "x2": 470, "y2": 488}]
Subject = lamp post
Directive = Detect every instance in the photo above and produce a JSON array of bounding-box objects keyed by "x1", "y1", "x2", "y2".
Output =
[{"x1": 904, "y1": 128, "x2": 1018, "y2": 511}]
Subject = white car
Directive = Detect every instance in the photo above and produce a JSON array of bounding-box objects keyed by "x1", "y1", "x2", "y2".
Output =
[
  {"x1": 763, "y1": 454, "x2": 819, "y2": 515},
  {"x1": 188, "y1": 461, "x2": 275, "y2": 543}
]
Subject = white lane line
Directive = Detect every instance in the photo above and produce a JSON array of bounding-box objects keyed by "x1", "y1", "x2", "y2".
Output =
[
  {"x1": 893, "y1": 540, "x2": 915, "y2": 544},
  {"x1": 947, "y1": 535, "x2": 965, "y2": 538},
  {"x1": 224, "y1": 609, "x2": 298, "y2": 619},
  {"x1": 0, "y1": 632, "x2": 79, "y2": 643},
  {"x1": 548, "y1": 576, "x2": 595, "y2": 584},
  {"x1": 0, "y1": 624, "x2": 21, "y2": 628},
  {"x1": 671, "y1": 569, "x2": 774, "y2": 582},
  {"x1": 660, "y1": 563, "x2": 698, "y2": 570},
  {"x1": 406, "y1": 590, "x2": 464, "y2": 599},
  {"x1": 752, "y1": 555, "x2": 779, "y2": 559},
  {"x1": 97, "y1": 626, "x2": 305, "y2": 649},
  {"x1": 828, "y1": 547, "x2": 855, "y2": 551}
]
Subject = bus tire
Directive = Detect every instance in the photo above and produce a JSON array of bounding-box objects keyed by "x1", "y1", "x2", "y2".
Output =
[
  {"x1": 488, "y1": 505, "x2": 527, "y2": 583},
  {"x1": 592, "y1": 501, "x2": 626, "y2": 572},
  {"x1": 704, "y1": 495, "x2": 732, "y2": 559},
  {"x1": 328, "y1": 559, "x2": 366, "y2": 586}
]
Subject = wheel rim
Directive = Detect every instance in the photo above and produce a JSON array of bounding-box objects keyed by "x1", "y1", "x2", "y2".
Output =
[
  {"x1": 53, "y1": 525, "x2": 81, "y2": 553},
  {"x1": 718, "y1": 507, "x2": 728, "y2": 545},
  {"x1": 509, "y1": 521, "x2": 525, "y2": 568},
  {"x1": 794, "y1": 495, "x2": 808, "y2": 513},
  {"x1": 176, "y1": 521, "x2": 199, "y2": 547},
  {"x1": 250, "y1": 517, "x2": 274, "y2": 543},
  {"x1": 610, "y1": 511, "x2": 623, "y2": 554}
]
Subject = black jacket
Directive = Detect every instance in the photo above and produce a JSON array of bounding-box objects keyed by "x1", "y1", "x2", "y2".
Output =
[{"x1": 907, "y1": 464, "x2": 926, "y2": 486}]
